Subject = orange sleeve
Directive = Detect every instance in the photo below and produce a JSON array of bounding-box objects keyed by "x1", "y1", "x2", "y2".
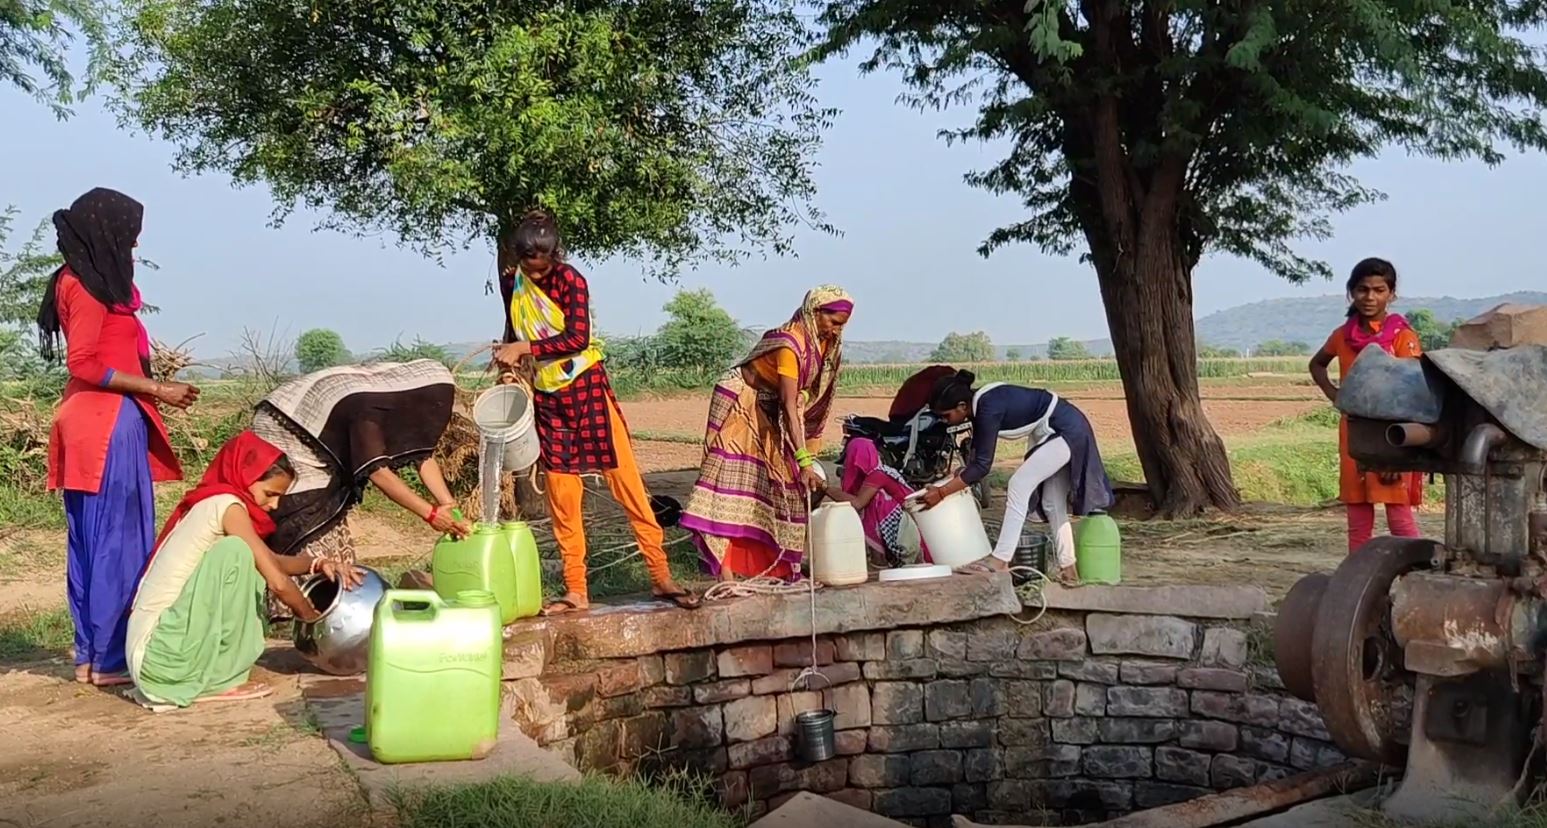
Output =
[
  {"x1": 1394, "y1": 329, "x2": 1422, "y2": 358},
  {"x1": 775, "y1": 348, "x2": 799, "y2": 379}
]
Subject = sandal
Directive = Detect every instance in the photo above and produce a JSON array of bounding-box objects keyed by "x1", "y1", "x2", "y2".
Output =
[
  {"x1": 541, "y1": 596, "x2": 589, "y2": 617},
  {"x1": 653, "y1": 590, "x2": 702, "y2": 610},
  {"x1": 194, "y1": 682, "x2": 273, "y2": 704},
  {"x1": 90, "y1": 671, "x2": 133, "y2": 687},
  {"x1": 953, "y1": 558, "x2": 1001, "y2": 575}
]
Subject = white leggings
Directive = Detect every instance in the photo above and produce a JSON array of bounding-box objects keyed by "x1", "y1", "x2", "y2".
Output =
[{"x1": 990, "y1": 436, "x2": 1074, "y2": 569}]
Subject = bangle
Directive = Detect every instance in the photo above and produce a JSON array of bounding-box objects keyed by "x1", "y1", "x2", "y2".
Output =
[
  {"x1": 426, "y1": 505, "x2": 441, "y2": 525},
  {"x1": 308, "y1": 555, "x2": 322, "y2": 574}
]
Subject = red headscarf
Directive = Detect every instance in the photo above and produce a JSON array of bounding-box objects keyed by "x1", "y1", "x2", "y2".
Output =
[{"x1": 153, "y1": 431, "x2": 285, "y2": 553}]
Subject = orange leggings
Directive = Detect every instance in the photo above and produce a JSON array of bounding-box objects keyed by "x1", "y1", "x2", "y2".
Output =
[{"x1": 545, "y1": 399, "x2": 671, "y2": 601}]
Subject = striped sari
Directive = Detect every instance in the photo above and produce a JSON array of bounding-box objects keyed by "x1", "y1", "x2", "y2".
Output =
[{"x1": 681, "y1": 287, "x2": 850, "y2": 580}]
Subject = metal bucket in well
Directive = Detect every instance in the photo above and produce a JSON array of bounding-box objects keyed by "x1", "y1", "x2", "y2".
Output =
[{"x1": 795, "y1": 709, "x2": 837, "y2": 763}]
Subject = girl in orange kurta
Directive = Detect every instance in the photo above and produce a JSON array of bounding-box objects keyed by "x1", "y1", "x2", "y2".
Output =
[{"x1": 1309, "y1": 257, "x2": 1423, "y2": 553}]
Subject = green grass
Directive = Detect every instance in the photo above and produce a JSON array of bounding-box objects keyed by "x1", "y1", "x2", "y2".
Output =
[
  {"x1": 0, "y1": 607, "x2": 74, "y2": 664},
  {"x1": 387, "y1": 772, "x2": 742, "y2": 828},
  {"x1": 836, "y1": 357, "x2": 1309, "y2": 391}
]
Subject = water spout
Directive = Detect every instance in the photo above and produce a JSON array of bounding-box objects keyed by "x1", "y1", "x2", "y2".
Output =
[
  {"x1": 1458, "y1": 423, "x2": 1507, "y2": 474},
  {"x1": 1387, "y1": 423, "x2": 1446, "y2": 448}
]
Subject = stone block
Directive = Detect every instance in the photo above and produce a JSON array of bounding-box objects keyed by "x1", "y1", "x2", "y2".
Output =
[
  {"x1": 1251, "y1": 666, "x2": 1286, "y2": 691},
  {"x1": 1211, "y1": 754, "x2": 1256, "y2": 789},
  {"x1": 748, "y1": 762, "x2": 798, "y2": 798},
  {"x1": 1019, "y1": 628, "x2": 1088, "y2": 660},
  {"x1": 823, "y1": 683, "x2": 872, "y2": 730},
  {"x1": 1074, "y1": 683, "x2": 1106, "y2": 716},
  {"x1": 997, "y1": 718, "x2": 1050, "y2": 747},
  {"x1": 971, "y1": 678, "x2": 1005, "y2": 717},
  {"x1": 910, "y1": 750, "x2": 964, "y2": 785},
  {"x1": 1238, "y1": 726, "x2": 1289, "y2": 763},
  {"x1": 827, "y1": 788, "x2": 873, "y2": 812},
  {"x1": 868, "y1": 723, "x2": 941, "y2": 753},
  {"x1": 569, "y1": 693, "x2": 644, "y2": 730},
  {"x1": 1003, "y1": 743, "x2": 1083, "y2": 779},
  {"x1": 753, "y1": 662, "x2": 861, "y2": 695},
  {"x1": 1200, "y1": 627, "x2": 1249, "y2": 669},
  {"x1": 1087, "y1": 614, "x2": 1197, "y2": 660},
  {"x1": 641, "y1": 685, "x2": 693, "y2": 708},
  {"x1": 965, "y1": 747, "x2": 1002, "y2": 782},
  {"x1": 1099, "y1": 718, "x2": 1178, "y2": 744},
  {"x1": 1178, "y1": 720, "x2": 1238, "y2": 752},
  {"x1": 774, "y1": 638, "x2": 836, "y2": 668},
  {"x1": 941, "y1": 719, "x2": 995, "y2": 749},
  {"x1": 1290, "y1": 737, "x2": 1346, "y2": 770},
  {"x1": 1134, "y1": 782, "x2": 1211, "y2": 808},
  {"x1": 850, "y1": 754, "x2": 911, "y2": 788},
  {"x1": 968, "y1": 626, "x2": 1021, "y2": 662},
  {"x1": 1256, "y1": 762, "x2": 1294, "y2": 782},
  {"x1": 872, "y1": 682, "x2": 924, "y2": 725},
  {"x1": 1177, "y1": 667, "x2": 1248, "y2": 692},
  {"x1": 719, "y1": 770, "x2": 749, "y2": 808},
  {"x1": 835, "y1": 631, "x2": 885, "y2": 662},
  {"x1": 873, "y1": 787, "x2": 953, "y2": 817},
  {"x1": 638, "y1": 654, "x2": 666, "y2": 685},
  {"x1": 1030, "y1": 779, "x2": 1134, "y2": 810},
  {"x1": 1154, "y1": 747, "x2": 1211, "y2": 787},
  {"x1": 1005, "y1": 681, "x2": 1043, "y2": 718},
  {"x1": 1278, "y1": 698, "x2": 1332, "y2": 740},
  {"x1": 685, "y1": 746, "x2": 730, "y2": 776},
  {"x1": 1106, "y1": 686, "x2": 1189, "y2": 718},
  {"x1": 670, "y1": 706, "x2": 723, "y2": 748},
  {"x1": 1120, "y1": 660, "x2": 1180, "y2": 685},
  {"x1": 775, "y1": 691, "x2": 823, "y2": 737},
  {"x1": 991, "y1": 661, "x2": 1059, "y2": 680},
  {"x1": 927, "y1": 629, "x2": 969, "y2": 661},
  {"x1": 502, "y1": 632, "x2": 548, "y2": 680},
  {"x1": 1039, "y1": 583, "x2": 1268, "y2": 619},
  {"x1": 988, "y1": 779, "x2": 1034, "y2": 810},
  {"x1": 718, "y1": 645, "x2": 774, "y2": 678},
  {"x1": 1051, "y1": 717, "x2": 1099, "y2": 745},
  {"x1": 864, "y1": 659, "x2": 938, "y2": 680},
  {"x1": 1060, "y1": 660, "x2": 1121, "y2": 684},
  {"x1": 728, "y1": 736, "x2": 792, "y2": 769},
  {"x1": 925, "y1": 680, "x2": 972, "y2": 721},
  {"x1": 723, "y1": 696, "x2": 777, "y2": 743},
  {"x1": 592, "y1": 660, "x2": 644, "y2": 698},
  {"x1": 800, "y1": 758, "x2": 849, "y2": 793},
  {"x1": 952, "y1": 782, "x2": 989, "y2": 814},
  {"x1": 1190, "y1": 691, "x2": 1280, "y2": 727},
  {"x1": 888, "y1": 630, "x2": 925, "y2": 659},
  {"x1": 939, "y1": 657, "x2": 989, "y2": 678},
  {"x1": 1083, "y1": 745, "x2": 1153, "y2": 779},
  {"x1": 665, "y1": 650, "x2": 716, "y2": 685},
  {"x1": 835, "y1": 728, "x2": 868, "y2": 756},
  {"x1": 1044, "y1": 680, "x2": 1076, "y2": 717},
  {"x1": 694, "y1": 679, "x2": 752, "y2": 705}
]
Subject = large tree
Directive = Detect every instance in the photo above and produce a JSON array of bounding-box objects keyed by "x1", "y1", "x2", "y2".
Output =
[
  {"x1": 111, "y1": 0, "x2": 829, "y2": 277},
  {"x1": 818, "y1": 0, "x2": 1547, "y2": 515},
  {"x1": 2, "y1": 0, "x2": 106, "y2": 115}
]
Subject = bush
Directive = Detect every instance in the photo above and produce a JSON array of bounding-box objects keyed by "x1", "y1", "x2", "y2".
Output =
[
  {"x1": 930, "y1": 331, "x2": 995, "y2": 363},
  {"x1": 295, "y1": 328, "x2": 349, "y2": 372},
  {"x1": 655, "y1": 289, "x2": 742, "y2": 372},
  {"x1": 373, "y1": 336, "x2": 454, "y2": 366},
  {"x1": 1255, "y1": 339, "x2": 1312, "y2": 357},
  {"x1": 1047, "y1": 336, "x2": 1090, "y2": 361}
]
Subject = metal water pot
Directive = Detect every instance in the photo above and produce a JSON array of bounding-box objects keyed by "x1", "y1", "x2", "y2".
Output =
[{"x1": 292, "y1": 566, "x2": 388, "y2": 675}]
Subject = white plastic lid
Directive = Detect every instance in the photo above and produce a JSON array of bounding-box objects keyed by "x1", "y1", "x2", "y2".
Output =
[{"x1": 878, "y1": 564, "x2": 953, "y2": 582}]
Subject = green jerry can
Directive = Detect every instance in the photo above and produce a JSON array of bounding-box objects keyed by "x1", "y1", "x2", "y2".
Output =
[
  {"x1": 1074, "y1": 512, "x2": 1122, "y2": 585},
  {"x1": 499, "y1": 521, "x2": 543, "y2": 620},
  {"x1": 432, "y1": 521, "x2": 519, "y2": 624},
  {"x1": 366, "y1": 589, "x2": 502, "y2": 763}
]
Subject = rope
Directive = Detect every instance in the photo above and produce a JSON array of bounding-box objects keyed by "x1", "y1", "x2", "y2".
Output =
[{"x1": 1005, "y1": 565, "x2": 1051, "y2": 626}]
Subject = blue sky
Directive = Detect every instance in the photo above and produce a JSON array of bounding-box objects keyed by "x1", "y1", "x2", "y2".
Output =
[{"x1": 4, "y1": 54, "x2": 1546, "y2": 357}]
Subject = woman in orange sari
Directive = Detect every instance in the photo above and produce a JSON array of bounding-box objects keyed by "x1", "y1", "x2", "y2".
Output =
[
  {"x1": 1309, "y1": 257, "x2": 1424, "y2": 553},
  {"x1": 680, "y1": 286, "x2": 853, "y2": 581}
]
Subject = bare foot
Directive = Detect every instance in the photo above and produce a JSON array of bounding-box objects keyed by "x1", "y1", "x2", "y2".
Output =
[
  {"x1": 194, "y1": 682, "x2": 273, "y2": 704},
  {"x1": 1057, "y1": 565, "x2": 1080, "y2": 586},
  {"x1": 955, "y1": 556, "x2": 1009, "y2": 575},
  {"x1": 75, "y1": 664, "x2": 92, "y2": 684},
  {"x1": 541, "y1": 594, "x2": 590, "y2": 616},
  {"x1": 90, "y1": 671, "x2": 133, "y2": 687}
]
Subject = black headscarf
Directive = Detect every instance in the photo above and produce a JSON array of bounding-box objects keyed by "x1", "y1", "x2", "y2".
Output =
[{"x1": 35, "y1": 188, "x2": 145, "y2": 362}]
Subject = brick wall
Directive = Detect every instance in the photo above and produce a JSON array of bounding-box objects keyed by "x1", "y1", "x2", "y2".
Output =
[{"x1": 505, "y1": 592, "x2": 1340, "y2": 827}]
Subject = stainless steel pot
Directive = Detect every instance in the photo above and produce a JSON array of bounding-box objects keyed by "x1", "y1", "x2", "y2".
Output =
[{"x1": 292, "y1": 566, "x2": 388, "y2": 676}]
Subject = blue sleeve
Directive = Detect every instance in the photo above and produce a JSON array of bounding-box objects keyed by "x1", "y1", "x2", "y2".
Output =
[{"x1": 961, "y1": 401, "x2": 1001, "y2": 485}]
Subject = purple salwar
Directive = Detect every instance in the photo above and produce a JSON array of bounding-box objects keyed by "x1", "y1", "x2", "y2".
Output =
[{"x1": 63, "y1": 396, "x2": 156, "y2": 674}]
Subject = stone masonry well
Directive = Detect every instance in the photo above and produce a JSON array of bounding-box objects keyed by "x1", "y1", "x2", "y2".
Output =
[{"x1": 499, "y1": 574, "x2": 1338, "y2": 826}]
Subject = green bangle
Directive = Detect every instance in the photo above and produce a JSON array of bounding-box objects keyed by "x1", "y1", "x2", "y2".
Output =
[{"x1": 798, "y1": 456, "x2": 815, "y2": 469}]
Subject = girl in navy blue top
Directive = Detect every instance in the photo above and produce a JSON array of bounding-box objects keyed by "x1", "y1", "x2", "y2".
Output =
[{"x1": 918, "y1": 370, "x2": 1113, "y2": 583}]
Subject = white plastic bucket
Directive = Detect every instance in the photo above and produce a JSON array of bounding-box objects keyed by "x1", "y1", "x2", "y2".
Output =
[
  {"x1": 904, "y1": 478, "x2": 992, "y2": 569},
  {"x1": 472, "y1": 385, "x2": 540, "y2": 471}
]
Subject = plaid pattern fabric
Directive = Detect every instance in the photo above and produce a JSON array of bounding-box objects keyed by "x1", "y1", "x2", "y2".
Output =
[{"x1": 534, "y1": 364, "x2": 619, "y2": 473}]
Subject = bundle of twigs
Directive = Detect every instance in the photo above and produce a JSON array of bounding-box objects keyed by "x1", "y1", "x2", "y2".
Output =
[{"x1": 150, "y1": 335, "x2": 201, "y2": 383}]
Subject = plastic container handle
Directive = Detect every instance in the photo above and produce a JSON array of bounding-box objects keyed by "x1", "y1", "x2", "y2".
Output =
[{"x1": 385, "y1": 589, "x2": 443, "y2": 619}]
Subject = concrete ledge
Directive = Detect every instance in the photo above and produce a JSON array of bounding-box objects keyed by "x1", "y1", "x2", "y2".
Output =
[
  {"x1": 1040, "y1": 583, "x2": 1269, "y2": 620},
  {"x1": 751, "y1": 792, "x2": 909, "y2": 828},
  {"x1": 508, "y1": 572, "x2": 1021, "y2": 662}
]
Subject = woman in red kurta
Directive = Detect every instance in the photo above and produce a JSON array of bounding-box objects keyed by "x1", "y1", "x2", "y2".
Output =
[{"x1": 37, "y1": 188, "x2": 199, "y2": 686}]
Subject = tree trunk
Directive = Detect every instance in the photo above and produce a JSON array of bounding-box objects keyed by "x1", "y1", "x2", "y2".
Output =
[{"x1": 1092, "y1": 235, "x2": 1241, "y2": 517}]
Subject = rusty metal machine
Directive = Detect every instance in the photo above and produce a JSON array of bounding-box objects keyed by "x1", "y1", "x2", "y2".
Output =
[{"x1": 1274, "y1": 308, "x2": 1547, "y2": 823}]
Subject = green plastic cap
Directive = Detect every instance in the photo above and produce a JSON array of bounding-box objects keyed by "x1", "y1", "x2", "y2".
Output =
[{"x1": 455, "y1": 589, "x2": 497, "y2": 608}]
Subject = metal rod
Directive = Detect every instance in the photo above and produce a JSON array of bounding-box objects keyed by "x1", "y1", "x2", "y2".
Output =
[{"x1": 1387, "y1": 422, "x2": 1446, "y2": 448}]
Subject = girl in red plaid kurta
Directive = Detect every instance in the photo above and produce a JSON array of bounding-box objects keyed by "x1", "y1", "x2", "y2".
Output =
[{"x1": 494, "y1": 211, "x2": 698, "y2": 613}]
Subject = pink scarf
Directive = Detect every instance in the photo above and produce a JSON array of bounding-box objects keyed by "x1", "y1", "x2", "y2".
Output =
[{"x1": 1342, "y1": 313, "x2": 1409, "y2": 354}]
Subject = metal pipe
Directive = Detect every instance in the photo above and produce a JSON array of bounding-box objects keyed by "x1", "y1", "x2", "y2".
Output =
[
  {"x1": 1459, "y1": 423, "x2": 1507, "y2": 474},
  {"x1": 1387, "y1": 422, "x2": 1446, "y2": 448}
]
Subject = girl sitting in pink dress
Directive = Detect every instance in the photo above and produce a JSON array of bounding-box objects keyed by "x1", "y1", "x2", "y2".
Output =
[{"x1": 825, "y1": 438, "x2": 929, "y2": 567}]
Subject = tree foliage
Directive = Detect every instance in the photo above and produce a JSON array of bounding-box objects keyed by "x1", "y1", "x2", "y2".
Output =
[
  {"x1": 1197, "y1": 342, "x2": 1240, "y2": 359},
  {"x1": 1004, "y1": 347, "x2": 1022, "y2": 361},
  {"x1": 929, "y1": 331, "x2": 995, "y2": 363},
  {"x1": 2, "y1": 0, "x2": 108, "y2": 115},
  {"x1": 374, "y1": 336, "x2": 453, "y2": 367},
  {"x1": 295, "y1": 328, "x2": 349, "y2": 373},
  {"x1": 1406, "y1": 308, "x2": 1460, "y2": 352},
  {"x1": 1046, "y1": 336, "x2": 1090, "y2": 361},
  {"x1": 1254, "y1": 339, "x2": 1311, "y2": 357},
  {"x1": 112, "y1": 0, "x2": 832, "y2": 273},
  {"x1": 655, "y1": 288, "x2": 744, "y2": 372},
  {"x1": 0, "y1": 209, "x2": 64, "y2": 385}
]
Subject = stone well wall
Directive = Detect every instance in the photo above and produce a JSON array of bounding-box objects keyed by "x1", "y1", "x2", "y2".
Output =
[{"x1": 499, "y1": 576, "x2": 1339, "y2": 826}]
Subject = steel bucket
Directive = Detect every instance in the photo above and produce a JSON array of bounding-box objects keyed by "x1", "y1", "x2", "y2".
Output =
[
  {"x1": 293, "y1": 566, "x2": 388, "y2": 676},
  {"x1": 795, "y1": 709, "x2": 837, "y2": 763}
]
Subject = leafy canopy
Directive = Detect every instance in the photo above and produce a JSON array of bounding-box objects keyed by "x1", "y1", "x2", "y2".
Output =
[
  {"x1": 113, "y1": 0, "x2": 832, "y2": 272},
  {"x1": 295, "y1": 328, "x2": 349, "y2": 373},
  {"x1": 816, "y1": 0, "x2": 1547, "y2": 281},
  {"x1": 930, "y1": 330, "x2": 995, "y2": 363},
  {"x1": 2, "y1": 0, "x2": 108, "y2": 115},
  {"x1": 1046, "y1": 336, "x2": 1089, "y2": 361},
  {"x1": 655, "y1": 288, "x2": 745, "y2": 373}
]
